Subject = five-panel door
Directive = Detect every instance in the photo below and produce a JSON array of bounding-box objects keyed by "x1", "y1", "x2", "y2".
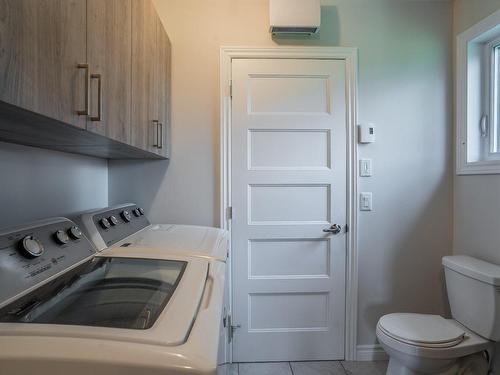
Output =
[{"x1": 231, "y1": 58, "x2": 348, "y2": 362}]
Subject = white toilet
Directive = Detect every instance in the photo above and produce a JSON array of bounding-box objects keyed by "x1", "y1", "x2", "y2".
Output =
[{"x1": 376, "y1": 255, "x2": 500, "y2": 375}]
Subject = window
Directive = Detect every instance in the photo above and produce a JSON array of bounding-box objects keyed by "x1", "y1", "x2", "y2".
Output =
[
  {"x1": 456, "y1": 10, "x2": 500, "y2": 174},
  {"x1": 490, "y1": 43, "x2": 500, "y2": 154}
]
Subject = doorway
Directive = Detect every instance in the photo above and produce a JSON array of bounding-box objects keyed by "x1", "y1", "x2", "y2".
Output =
[{"x1": 220, "y1": 47, "x2": 358, "y2": 362}]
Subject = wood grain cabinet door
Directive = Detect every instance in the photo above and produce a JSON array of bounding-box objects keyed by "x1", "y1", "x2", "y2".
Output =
[
  {"x1": 0, "y1": 0, "x2": 87, "y2": 129},
  {"x1": 155, "y1": 18, "x2": 171, "y2": 158},
  {"x1": 86, "y1": 0, "x2": 132, "y2": 143},
  {"x1": 131, "y1": 0, "x2": 158, "y2": 153}
]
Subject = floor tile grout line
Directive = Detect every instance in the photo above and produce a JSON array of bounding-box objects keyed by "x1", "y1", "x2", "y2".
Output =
[
  {"x1": 340, "y1": 361, "x2": 349, "y2": 375},
  {"x1": 288, "y1": 361, "x2": 294, "y2": 375}
]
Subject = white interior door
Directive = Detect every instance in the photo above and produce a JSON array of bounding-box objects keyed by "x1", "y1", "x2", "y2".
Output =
[{"x1": 231, "y1": 58, "x2": 348, "y2": 362}]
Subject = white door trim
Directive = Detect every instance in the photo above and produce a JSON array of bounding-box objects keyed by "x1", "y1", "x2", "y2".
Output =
[{"x1": 219, "y1": 46, "x2": 359, "y2": 361}]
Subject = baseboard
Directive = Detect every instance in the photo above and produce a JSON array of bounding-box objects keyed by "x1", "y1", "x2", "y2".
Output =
[{"x1": 356, "y1": 345, "x2": 389, "y2": 361}]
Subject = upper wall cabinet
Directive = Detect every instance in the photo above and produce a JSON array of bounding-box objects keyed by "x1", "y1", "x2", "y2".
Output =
[
  {"x1": 156, "y1": 17, "x2": 172, "y2": 158},
  {"x1": 131, "y1": 0, "x2": 170, "y2": 157},
  {"x1": 86, "y1": 0, "x2": 132, "y2": 144},
  {"x1": 131, "y1": 0, "x2": 158, "y2": 154},
  {"x1": 0, "y1": 0, "x2": 171, "y2": 159},
  {"x1": 0, "y1": 0, "x2": 87, "y2": 129}
]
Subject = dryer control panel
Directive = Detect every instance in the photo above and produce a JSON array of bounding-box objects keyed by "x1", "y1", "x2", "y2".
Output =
[
  {"x1": 0, "y1": 218, "x2": 96, "y2": 307},
  {"x1": 88, "y1": 204, "x2": 150, "y2": 248}
]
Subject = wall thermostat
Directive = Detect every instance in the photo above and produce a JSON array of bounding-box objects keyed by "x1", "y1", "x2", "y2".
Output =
[{"x1": 358, "y1": 124, "x2": 376, "y2": 143}]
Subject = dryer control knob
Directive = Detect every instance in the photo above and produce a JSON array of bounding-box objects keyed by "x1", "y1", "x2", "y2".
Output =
[
  {"x1": 121, "y1": 210, "x2": 131, "y2": 223},
  {"x1": 109, "y1": 215, "x2": 119, "y2": 226},
  {"x1": 100, "y1": 218, "x2": 111, "y2": 229},
  {"x1": 20, "y1": 235, "x2": 44, "y2": 257},
  {"x1": 54, "y1": 230, "x2": 70, "y2": 245},
  {"x1": 133, "y1": 209, "x2": 140, "y2": 217},
  {"x1": 138, "y1": 208, "x2": 145, "y2": 215},
  {"x1": 68, "y1": 226, "x2": 83, "y2": 239}
]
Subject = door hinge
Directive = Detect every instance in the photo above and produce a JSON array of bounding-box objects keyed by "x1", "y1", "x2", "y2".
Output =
[
  {"x1": 226, "y1": 206, "x2": 233, "y2": 220},
  {"x1": 345, "y1": 224, "x2": 349, "y2": 233},
  {"x1": 229, "y1": 81, "x2": 233, "y2": 98},
  {"x1": 227, "y1": 315, "x2": 241, "y2": 343}
]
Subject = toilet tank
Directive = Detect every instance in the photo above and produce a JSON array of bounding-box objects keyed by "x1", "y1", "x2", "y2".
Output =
[{"x1": 443, "y1": 256, "x2": 500, "y2": 341}]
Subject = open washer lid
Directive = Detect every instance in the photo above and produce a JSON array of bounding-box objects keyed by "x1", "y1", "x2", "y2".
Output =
[
  {"x1": 118, "y1": 224, "x2": 228, "y2": 261},
  {"x1": 378, "y1": 313, "x2": 466, "y2": 348}
]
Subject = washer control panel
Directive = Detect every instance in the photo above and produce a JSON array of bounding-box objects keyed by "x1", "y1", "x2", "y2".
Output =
[
  {"x1": 0, "y1": 218, "x2": 96, "y2": 307},
  {"x1": 91, "y1": 204, "x2": 150, "y2": 247}
]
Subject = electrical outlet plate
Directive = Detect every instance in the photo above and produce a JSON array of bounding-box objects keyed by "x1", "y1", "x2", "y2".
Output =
[{"x1": 360, "y1": 192, "x2": 373, "y2": 211}]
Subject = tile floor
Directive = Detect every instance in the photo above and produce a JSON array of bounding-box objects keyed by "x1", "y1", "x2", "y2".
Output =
[{"x1": 219, "y1": 361, "x2": 388, "y2": 375}]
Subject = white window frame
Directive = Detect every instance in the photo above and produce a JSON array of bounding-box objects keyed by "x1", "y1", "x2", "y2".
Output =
[{"x1": 456, "y1": 9, "x2": 500, "y2": 174}]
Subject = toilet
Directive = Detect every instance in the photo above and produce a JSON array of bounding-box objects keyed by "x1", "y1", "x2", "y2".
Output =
[{"x1": 376, "y1": 255, "x2": 500, "y2": 375}]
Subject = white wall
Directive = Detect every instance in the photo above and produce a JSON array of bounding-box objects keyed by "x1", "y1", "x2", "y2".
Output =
[
  {"x1": 0, "y1": 141, "x2": 108, "y2": 229},
  {"x1": 452, "y1": 0, "x2": 500, "y2": 370},
  {"x1": 453, "y1": 0, "x2": 500, "y2": 265},
  {"x1": 108, "y1": 0, "x2": 454, "y2": 350}
]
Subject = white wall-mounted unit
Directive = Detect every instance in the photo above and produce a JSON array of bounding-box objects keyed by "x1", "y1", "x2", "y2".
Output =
[{"x1": 269, "y1": 0, "x2": 321, "y2": 35}]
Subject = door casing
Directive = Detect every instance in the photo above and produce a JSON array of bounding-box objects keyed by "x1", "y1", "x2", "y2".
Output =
[{"x1": 219, "y1": 47, "x2": 359, "y2": 361}]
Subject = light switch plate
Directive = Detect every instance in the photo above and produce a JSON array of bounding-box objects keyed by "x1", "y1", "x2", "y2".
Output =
[
  {"x1": 360, "y1": 192, "x2": 373, "y2": 211},
  {"x1": 359, "y1": 159, "x2": 373, "y2": 177}
]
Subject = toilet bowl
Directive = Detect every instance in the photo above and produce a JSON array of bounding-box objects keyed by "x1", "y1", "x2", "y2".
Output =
[
  {"x1": 377, "y1": 256, "x2": 500, "y2": 375},
  {"x1": 377, "y1": 313, "x2": 491, "y2": 375}
]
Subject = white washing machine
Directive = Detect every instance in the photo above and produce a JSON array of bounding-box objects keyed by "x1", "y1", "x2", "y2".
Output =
[
  {"x1": 74, "y1": 203, "x2": 231, "y2": 366},
  {"x1": 0, "y1": 217, "x2": 225, "y2": 375}
]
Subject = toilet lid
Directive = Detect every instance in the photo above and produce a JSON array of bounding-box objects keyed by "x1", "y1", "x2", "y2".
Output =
[{"x1": 378, "y1": 313, "x2": 466, "y2": 348}]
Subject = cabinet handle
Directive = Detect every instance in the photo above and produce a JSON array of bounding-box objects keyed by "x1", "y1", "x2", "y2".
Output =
[
  {"x1": 158, "y1": 122, "x2": 163, "y2": 149},
  {"x1": 90, "y1": 73, "x2": 102, "y2": 122},
  {"x1": 153, "y1": 120, "x2": 160, "y2": 147},
  {"x1": 77, "y1": 63, "x2": 89, "y2": 115}
]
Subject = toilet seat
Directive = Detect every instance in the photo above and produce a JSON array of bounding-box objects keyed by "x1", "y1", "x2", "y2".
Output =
[
  {"x1": 376, "y1": 315, "x2": 491, "y2": 360},
  {"x1": 378, "y1": 313, "x2": 466, "y2": 348}
]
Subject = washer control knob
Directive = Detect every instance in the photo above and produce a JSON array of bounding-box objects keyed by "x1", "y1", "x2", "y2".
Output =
[
  {"x1": 109, "y1": 215, "x2": 119, "y2": 226},
  {"x1": 133, "y1": 208, "x2": 141, "y2": 217},
  {"x1": 121, "y1": 210, "x2": 131, "y2": 223},
  {"x1": 100, "y1": 218, "x2": 111, "y2": 229},
  {"x1": 54, "y1": 230, "x2": 70, "y2": 245},
  {"x1": 138, "y1": 208, "x2": 145, "y2": 215},
  {"x1": 68, "y1": 226, "x2": 83, "y2": 239},
  {"x1": 20, "y1": 235, "x2": 44, "y2": 257}
]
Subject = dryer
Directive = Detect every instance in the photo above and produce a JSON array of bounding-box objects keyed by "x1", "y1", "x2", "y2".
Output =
[
  {"x1": 74, "y1": 203, "x2": 231, "y2": 365},
  {"x1": 0, "y1": 217, "x2": 225, "y2": 375},
  {"x1": 74, "y1": 203, "x2": 228, "y2": 261}
]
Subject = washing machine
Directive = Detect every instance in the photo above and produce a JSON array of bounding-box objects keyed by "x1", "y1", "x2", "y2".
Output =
[
  {"x1": 73, "y1": 203, "x2": 231, "y2": 366},
  {"x1": 0, "y1": 217, "x2": 225, "y2": 375}
]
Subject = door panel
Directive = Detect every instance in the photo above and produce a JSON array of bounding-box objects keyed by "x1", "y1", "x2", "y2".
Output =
[
  {"x1": 249, "y1": 238, "x2": 330, "y2": 278},
  {"x1": 249, "y1": 129, "x2": 330, "y2": 170},
  {"x1": 0, "y1": 0, "x2": 87, "y2": 129},
  {"x1": 86, "y1": 0, "x2": 132, "y2": 143},
  {"x1": 248, "y1": 75, "x2": 331, "y2": 114},
  {"x1": 231, "y1": 59, "x2": 347, "y2": 362},
  {"x1": 249, "y1": 184, "x2": 330, "y2": 224}
]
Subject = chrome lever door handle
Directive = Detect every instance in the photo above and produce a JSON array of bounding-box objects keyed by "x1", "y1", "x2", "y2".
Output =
[{"x1": 323, "y1": 224, "x2": 342, "y2": 234}]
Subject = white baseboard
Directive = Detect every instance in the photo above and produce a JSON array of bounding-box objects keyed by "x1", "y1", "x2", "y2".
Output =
[{"x1": 356, "y1": 345, "x2": 389, "y2": 361}]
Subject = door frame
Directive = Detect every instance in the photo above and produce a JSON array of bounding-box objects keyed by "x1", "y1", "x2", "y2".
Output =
[{"x1": 219, "y1": 46, "x2": 359, "y2": 361}]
